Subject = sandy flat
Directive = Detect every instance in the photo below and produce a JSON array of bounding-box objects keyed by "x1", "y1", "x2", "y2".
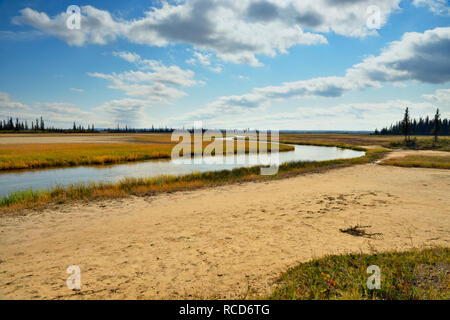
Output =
[
  {"x1": 381, "y1": 149, "x2": 450, "y2": 160},
  {"x1": 0, "y1": 163, "x2": 449, "y2": 299}
]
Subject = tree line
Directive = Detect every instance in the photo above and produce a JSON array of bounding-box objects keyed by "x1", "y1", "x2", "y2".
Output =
[
  {"x1": 0, "y1": 117, "x2": 176, "y2": 133},
  {"x1": 104, "y1": 124, "x2": 174, "y2": 133},
  {"x1": 374, "y1": 108, "x2": 449, "y2": 138},
  {"x1": 0, "y1": 117, "x2": 97, "y2": 133}
]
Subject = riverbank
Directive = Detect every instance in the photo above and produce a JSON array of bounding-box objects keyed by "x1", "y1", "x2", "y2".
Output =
[
  {"x1": 1, "y1": 162, "x2": 448, "y2": 299},
  {"x1": 0, "y1": 148, "x2": 383, "y2": 212}
]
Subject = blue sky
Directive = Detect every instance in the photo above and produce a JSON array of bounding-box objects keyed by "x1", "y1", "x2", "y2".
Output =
[{"x1": 0, "y1": 0, "x2": 449, "y2": 130}]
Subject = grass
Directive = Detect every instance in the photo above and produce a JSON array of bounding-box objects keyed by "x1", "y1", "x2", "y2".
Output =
[
  {"x1": 0, "y1": 140, "x2": 293, "y2": 171},
  {"x1": 268, "y1": 247, "x2": 449, "y2": 300},
  {"x1": 384, "y1": 137, "x2": 450, "y2": 152},
  {"x1": 0, "y1": 143, "x2": 174, "y2": 170},
  {"x1": 382, "y1": 154, "x2": 450, "y2": 169},
  {"x1": 279, "y1": 133, "x2": 400, "y2": 147},
  {"x1": 0, "y1": 148, "x2": 387, "y2": 212}
]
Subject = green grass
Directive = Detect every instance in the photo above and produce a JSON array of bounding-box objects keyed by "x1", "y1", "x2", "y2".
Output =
[
  {"x1": 0, "y1": 148, "x2": 387, "y2": 212},
  {"x1": 268, "y1": 247, "x2": 449, "y2": 300},
  {"x1": 385, "y1": 137, "x2": 450, "y2": 152}
]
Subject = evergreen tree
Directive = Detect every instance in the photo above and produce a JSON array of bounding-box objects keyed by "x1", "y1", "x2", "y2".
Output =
[
  {"x1": 431, "y1": 108, "x2": 441, "y2": 143},
  {"x1": 401, "y1": 107, "x2": 410, "y2": 142}
]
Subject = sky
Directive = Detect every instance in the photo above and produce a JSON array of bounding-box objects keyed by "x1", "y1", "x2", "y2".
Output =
[{"x1": 0, "y1": 0, "x2": 449, "y2": 130}]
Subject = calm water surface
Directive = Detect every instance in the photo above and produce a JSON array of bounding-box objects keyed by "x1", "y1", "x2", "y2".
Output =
[{"x1": 0, "y1": 145, "x2": 364, "y2": 197}]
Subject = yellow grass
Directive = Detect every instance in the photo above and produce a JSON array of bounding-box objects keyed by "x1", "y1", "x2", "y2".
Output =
[
  {"x1": 279, "y1": 133, "x2": 401, "y2": 147},
  {"x1": 382, "y1": 155, "x2": 450, "y2": 169},
  {"x1": 0, "y1": 138, "x2": 293, "y2": 171}
]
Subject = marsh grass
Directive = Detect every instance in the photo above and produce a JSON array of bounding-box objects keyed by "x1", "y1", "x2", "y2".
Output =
[
  {"x1": 268, "y1": 247, "x2": 449, "y2": 300},
  {"x1": 0, "y1": 148, "x2": 386, "y2": 212},
  {"x1": 385, "y1": 137, "x2": 450, "y2": 151},
  {"x1": 280, "y1": 134, "x2": 401, "y2": 147},
  {"x1": 382, "y1": 155, "x2": 450, "y2": 169},
  {"x1": 0, "y1": 141, "x2": 293, "y2": 171}
]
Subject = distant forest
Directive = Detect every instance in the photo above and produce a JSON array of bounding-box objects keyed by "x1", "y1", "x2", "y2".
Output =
[
  {"x1": 0, "y1": 117, "x2": 174, "y2": 133},
  {"x1": 374, "y1": 114, "x2": 450, "y2": 136}
]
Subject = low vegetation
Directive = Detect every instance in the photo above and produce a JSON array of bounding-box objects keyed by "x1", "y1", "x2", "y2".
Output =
[
  {"x1": 384, "y1": 137, "x2": 450, "y2": 152},
  {"x1": 0, "y1": 148, "x2": 387, "y2": 212},
  {"x1": 280, "y1": 134, "x2": 398, "y2": 147},
  {"x1": 0, "y1": 143, "x2": 174, "y2": 170},
  {"x1": 268, "y1": 247, "x2": 449, "y2": 300},
  {"x1": 382, "y1": 154, "x2": 450, "y2": 169},
  {"x1": 0, "y1": 140, "x2": 293, "y2": 171}
]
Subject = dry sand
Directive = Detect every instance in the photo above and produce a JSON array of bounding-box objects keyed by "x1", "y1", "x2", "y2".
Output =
[{"x1": 0, "y1": 163, "x2": 449, "y2": 299}]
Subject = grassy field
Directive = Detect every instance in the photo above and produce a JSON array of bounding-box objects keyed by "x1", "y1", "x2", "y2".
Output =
[
  {"x1": 268, "y1": 247, "x2": 449, "y2": 300},
  {"x1": 382, "y1": 154, "x2": 450, "y2": 169},
  {"x1": 0, "y1": 136, "x2": 293, "y2": 171},
  {"x1": 0, "y1": 143, "x2": 174, "y2": 170},
  {"x1": 0, "y1": 148, "x2": 387, "y2": 212},
  {"x1": 384, "y1": 137, "x2": 450, "y2": 152},
  {"x1": 279, "y1": 133, "x2": 401, "y2": 147}
]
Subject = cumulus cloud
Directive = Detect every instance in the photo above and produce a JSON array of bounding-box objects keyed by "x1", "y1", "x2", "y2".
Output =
[
  {"x1": 413, "y1": 0, "x2": 450, "y2": 16},
  {"x1": 0, "y1": 92, "x2": 30, "y2": 113},
  {"x1": 33, "y1": 102, "x2": 94, "y2": 123},
  {"x1": 423, "y1": 88, "x2": 450, "y2": 103},
  {"x1": 12, "y1": 0, "x2": 402, "y2": 66},
  {"x1": 94, "y1": 98, "x2": 152, "y2": 126},
  {"x1": 0, "y1": 94, "x2": 100, "y2": 127},
  {"x1": 183, "y1": 26, "x2": 450, "y2": 121},
  {"x1": 186, "y1": 50, "x2": 224, "y2": 72},
  {"x1": 89, "y1": 52, "x2": 202, "y2": 101},
  {"x1": 88, "y1": 52, "x2": 205, "y2": 126},
  {"x1": 347, "y1": 27, "x2": 450, "y2": 84}
]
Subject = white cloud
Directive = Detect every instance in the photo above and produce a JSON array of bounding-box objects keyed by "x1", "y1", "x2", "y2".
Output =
[
  {"x1": 12, "y1": 6, "x2": 126, "y2": 46},
  {"x1": 94, "y1": 98, "x2": 152, "y2": 126},
  {"x1": 347, "y1": 27, "x2": 450, "y2": 84},
  {"x1": 413, "y1": 0, "x2": 450, "y2": 16},
  {"x1": 186, "y1": 50, "x2": 223, "y2": 72},
  {"x1": 183, "y1": 99, "x2": 443, "y2": 130},
  {"x1": 70, "y1": 88, "x2": 84, "y2": 93},
  {"x1": 183, "y1": 27, "x2": 450, "y2": 121},
  {"x1": 33, "y1": 102, "x2": 93, "y2": 123},
  {"x1": 112, "y1": 51, "x2": 141, "y2": 63},
  {"x1": 0, "y1": 95, "x2": 100, "y2": 127},
  {"x1": 193, "y1": 51, "x2": 211, "y2": 66},
  {"x1": 0, "y1": 92, "x2": 30, "y2": 112},
  {"x1": 89, "y1": 52, "x2": 203, "y2": 101},
  {"x1": 423, "y1": 88, "x2": 450, "y2": 103},
  {"x1": 12, "y1": 0, "x2": 402, "y2": 66}
]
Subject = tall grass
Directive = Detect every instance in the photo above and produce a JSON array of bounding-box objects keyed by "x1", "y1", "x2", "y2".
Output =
[
  {"x1": 0, "y1": 141, "x2": 293, "y2": 171},
  {"x1": 0, "y1": 148, "x2": 387, "y2": 212}
]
